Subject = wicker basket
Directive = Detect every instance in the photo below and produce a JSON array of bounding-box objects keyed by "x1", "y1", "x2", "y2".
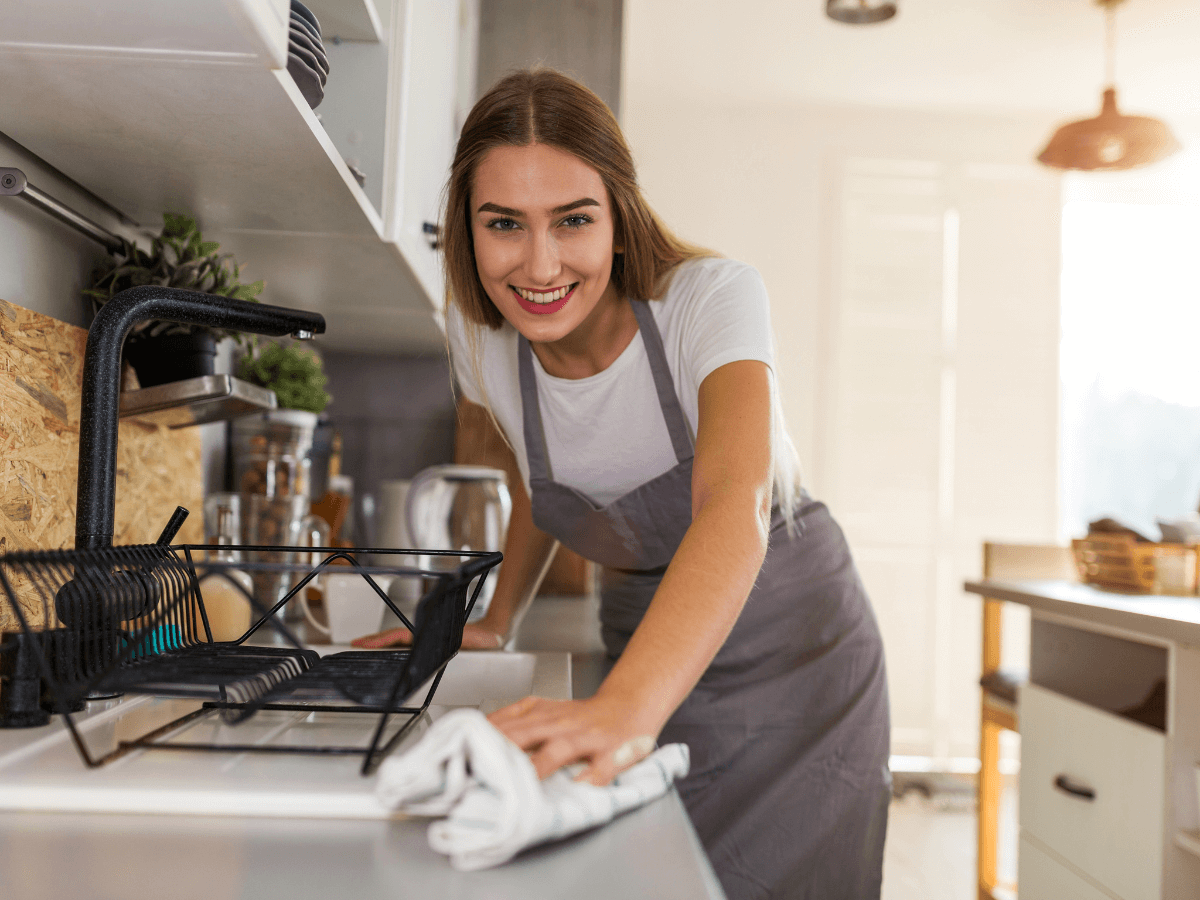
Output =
[{"x1": 1072, "y1": 534, "x2": 1198, "y2": 594}]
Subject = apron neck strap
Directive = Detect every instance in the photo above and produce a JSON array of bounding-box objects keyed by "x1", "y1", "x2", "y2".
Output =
[
  {"x1": 630, "y1": 299, "x2": 694, "y2": 463},
  {"x1": 518, "y1": 332, "x2": 552, "y2": 480},
  {"x1": 517, "y1": 299, "x2": 695, "y2": 483}
]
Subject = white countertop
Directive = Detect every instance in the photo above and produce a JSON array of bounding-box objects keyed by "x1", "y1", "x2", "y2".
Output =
[
  {"x1": 964, "y1": 578, "x2": 1200, "y2": 644},
  {"x1": 0, "y1": 616, "x2": 723, "y2": 898}
]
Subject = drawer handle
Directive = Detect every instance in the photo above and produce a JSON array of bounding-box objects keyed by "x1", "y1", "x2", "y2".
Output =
[{"x1": 1054, "y1": 774, "x2": 1096, "y2": 801}]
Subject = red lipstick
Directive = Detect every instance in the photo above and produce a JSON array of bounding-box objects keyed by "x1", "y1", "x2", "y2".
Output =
[{"x1": 512, "y1": 284, "x2": 574, "y2": 315}]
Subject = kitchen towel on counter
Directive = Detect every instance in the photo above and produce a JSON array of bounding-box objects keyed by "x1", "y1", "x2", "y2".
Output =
[{"x1": 375, "y1": 708, "x2": 689, "y2": 870}]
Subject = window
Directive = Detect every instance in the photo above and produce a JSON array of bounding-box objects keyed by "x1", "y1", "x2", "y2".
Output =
[{"x1": 1060, "y1": 201, "x2": 1200, "y2": 540}]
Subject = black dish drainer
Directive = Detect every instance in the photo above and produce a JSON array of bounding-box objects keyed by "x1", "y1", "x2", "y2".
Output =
[{"x1": 0, "y1": 541, "x2": 501, "y2": 775}]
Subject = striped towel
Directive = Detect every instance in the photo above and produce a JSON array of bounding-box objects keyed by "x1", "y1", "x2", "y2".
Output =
[{"x1": 374, "y1": 708, "x2": 690, "y2": 870}]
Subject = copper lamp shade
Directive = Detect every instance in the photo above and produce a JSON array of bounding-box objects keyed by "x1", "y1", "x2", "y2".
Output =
[
  {"x1": 826, "y1": 0, "x2": 896, "y2": 25},
  {"x1": 1038, "y1": 87, "x2": 1182, "y2": 171},
  {"x1": 1037, "y1": 0, "x2": 1181, "y2": 172}
]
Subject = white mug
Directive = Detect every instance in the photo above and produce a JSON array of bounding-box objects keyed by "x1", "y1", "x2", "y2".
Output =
[{"x1": 301, "y1": 572, "x2": 391, "y2": 644}]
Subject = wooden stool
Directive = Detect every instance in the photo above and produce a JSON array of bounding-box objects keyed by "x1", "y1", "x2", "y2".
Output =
[{"x1": 977, "y1": 542, "x2": 1077, "y2": 900}]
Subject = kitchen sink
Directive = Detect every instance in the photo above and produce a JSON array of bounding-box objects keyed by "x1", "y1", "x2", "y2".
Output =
[{"x1": 0, "y1": 650, "x2": 570, "y2": 819}]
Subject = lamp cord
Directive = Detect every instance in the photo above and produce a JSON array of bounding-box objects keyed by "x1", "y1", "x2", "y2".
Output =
[{"x1": 1104, "y1": 1, "x2": 1116, "y2": 87}]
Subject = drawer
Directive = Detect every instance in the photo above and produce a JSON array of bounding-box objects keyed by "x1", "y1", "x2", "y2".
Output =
[
  {"x1": 1019, "y1": 833, "x2": 1119, "y2": 900},
  {"x1": 1020, "y1": 682, "x2": 1165, "y2": 900}
]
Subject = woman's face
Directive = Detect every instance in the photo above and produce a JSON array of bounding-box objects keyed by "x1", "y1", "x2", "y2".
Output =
[{"x1": 470, "y1": 142, "x2": 621, "y2": 345}]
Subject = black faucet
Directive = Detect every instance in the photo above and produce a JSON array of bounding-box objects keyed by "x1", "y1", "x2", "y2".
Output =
[{"x1": 76, "y1": 285, "x2": 326, "y2": 551}]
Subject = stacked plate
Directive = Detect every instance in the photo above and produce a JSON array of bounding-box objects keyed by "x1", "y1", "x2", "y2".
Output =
[{"x1": 288, "y1": 1, "x2": 329, "y2": 109}]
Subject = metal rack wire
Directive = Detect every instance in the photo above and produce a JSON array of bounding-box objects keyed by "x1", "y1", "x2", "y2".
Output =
[{"x1": 0, "y1": 543, "x2": 501, "y2": 775}]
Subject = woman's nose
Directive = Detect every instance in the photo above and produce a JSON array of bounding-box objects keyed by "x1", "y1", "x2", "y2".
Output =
[{"x1": 525, "y1": 231, "x2": 560, "y2": 285}]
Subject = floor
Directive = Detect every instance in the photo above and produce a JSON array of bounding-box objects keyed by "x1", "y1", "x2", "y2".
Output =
[{"x1": 883, "y1": 772, "x2": 1018, "y2": 900}]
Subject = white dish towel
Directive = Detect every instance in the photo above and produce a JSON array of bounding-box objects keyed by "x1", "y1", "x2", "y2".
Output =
[{"x1": 374, "y1": 708, "x2": 690, "y2": 870}]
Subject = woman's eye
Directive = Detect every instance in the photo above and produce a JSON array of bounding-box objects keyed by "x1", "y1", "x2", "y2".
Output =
[
  {"x1": 560, "y1": 214, "x2": 593, "y2": 229},
  {"x1": 486, "y1": 217, "x2": 520, "y2": 232}
]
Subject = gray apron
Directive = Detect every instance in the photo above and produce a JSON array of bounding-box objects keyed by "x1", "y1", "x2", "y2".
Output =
[{"x1": 518, "y1": 300, "x2": 891, "y2": 900}]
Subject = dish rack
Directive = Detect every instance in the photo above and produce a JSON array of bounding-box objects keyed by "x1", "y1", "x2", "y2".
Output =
[{"x1": 0, "y1": 542, "x2": 501, "y2": 775}]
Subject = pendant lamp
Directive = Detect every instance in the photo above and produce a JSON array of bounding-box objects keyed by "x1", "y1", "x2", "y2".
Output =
[
  {"x1": 825, "y1": 0, "x2": 896, "y2": 25},
  {"x1": 1037, "y1": 0, "x2": 1181, "y2": 171}
]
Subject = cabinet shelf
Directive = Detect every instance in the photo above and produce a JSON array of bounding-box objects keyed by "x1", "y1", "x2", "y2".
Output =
[
  {"x1": 0, "y1": 0, "x2": 447, "y2": 353},
  {"x1": 120, "y1": 375, "x2": 276, "y2": 429},
  {"x1": 303, "y1": 0, "x2": 383, "y2": 43}
]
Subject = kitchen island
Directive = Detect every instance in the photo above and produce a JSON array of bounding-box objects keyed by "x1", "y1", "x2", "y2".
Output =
[
  {"x1": 0, "y1": 637, "x2": 723, "y2": 898},
  {"x1": 965, "y1": 578, "x2": 1200, "y2": 900}
]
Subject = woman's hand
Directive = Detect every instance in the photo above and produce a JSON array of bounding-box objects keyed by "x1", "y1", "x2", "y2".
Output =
[
  {"x1": 351, "y1": 620, "x2": 506, "y2": 650},
  {"x1": 488, "y1": 693, "x2": 661, "y2": 787}
]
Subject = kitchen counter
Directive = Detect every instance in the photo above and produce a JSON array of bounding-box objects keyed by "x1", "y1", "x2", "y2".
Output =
[
  {"x1": 0, "y1": 785, "x2": 719, "y2": 900},
  {"x1": 964, "y1": 578, "x2": 1200, "y2": 898},
  {"x1": 0, "y1": 632, "x2": 724, "y2": 898},
  {"x1": 963, "y1": 577, "x2": 1200, "y2": 647}
]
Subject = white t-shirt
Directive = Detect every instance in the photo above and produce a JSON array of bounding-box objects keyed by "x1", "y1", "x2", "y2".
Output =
[{"x1": 447, "y1": 257, "x2": 798, "y2": 505}]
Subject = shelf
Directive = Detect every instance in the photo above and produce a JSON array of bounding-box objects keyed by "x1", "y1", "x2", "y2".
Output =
[
  {"x1": 303, "y1": 0, "x2": 383, "y2": 43},
  {"x1": 0, "y1": 0, "x2": 444, "y2": 353},
  {"x1": 120, "y1": 375, "x2": 276, "y2": 428},
  {"x1": 1177, "y1": 829, "x2": 1200, "y2": 861}
]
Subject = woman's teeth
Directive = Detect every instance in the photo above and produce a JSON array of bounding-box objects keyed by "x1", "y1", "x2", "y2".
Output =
[{"x1": 515, "y1": 285, "x2": 570, "y2": 304}]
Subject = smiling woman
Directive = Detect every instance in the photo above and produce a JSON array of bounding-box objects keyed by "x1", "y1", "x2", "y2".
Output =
[
  {"x1": 359, "y1": 69, "x2": 892, "y2": 900},
  {"x1": 470, "y1": 143, "x2": 622, "y2": 358}
]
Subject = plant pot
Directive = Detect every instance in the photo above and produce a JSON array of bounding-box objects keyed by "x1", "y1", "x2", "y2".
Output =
[{"x1": 124, "y1": 332, "x2": 218, "y2": 388}]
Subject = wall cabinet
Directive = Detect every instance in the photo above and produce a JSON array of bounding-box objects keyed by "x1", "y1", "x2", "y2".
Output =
[{"x1": 0, "y1": 0, "x2": 470, "y2": 353}]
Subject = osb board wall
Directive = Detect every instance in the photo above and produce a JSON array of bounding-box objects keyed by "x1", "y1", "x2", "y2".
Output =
[{"x1": 0, "y1": 296, "x2": 203, "y2": 633}]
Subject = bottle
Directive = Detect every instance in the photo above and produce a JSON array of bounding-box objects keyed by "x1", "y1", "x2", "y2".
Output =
[{"x1": 197, "y1": 505, "x2": 255, "y2": 642}]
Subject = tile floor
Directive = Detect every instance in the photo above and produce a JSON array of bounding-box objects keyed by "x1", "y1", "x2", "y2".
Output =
[{"x1": 882, "y1": 773, "x2": 1018, "y2": 900}]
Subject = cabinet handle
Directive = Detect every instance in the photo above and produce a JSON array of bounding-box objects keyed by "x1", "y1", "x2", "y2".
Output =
[
  {"x1": 422, "y1": 221, "x2": 439, "y2": 250},
  {"x1": 1054, "y1": 774, "x2": 1096, "y2": 801}
]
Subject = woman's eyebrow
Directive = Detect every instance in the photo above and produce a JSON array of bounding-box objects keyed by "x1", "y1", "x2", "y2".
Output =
[
  {"x1": 475, "y1": 198, "x2": 600, "y2": 216},
  {"x1": 478, "y1": 202, "x2": 522, "y2": 216},
  {"x1": 551, "y1": 198, "x2": 600, "y2": 214}
]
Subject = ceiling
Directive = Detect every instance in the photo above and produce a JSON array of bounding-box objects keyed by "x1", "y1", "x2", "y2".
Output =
[{"x1": 624, "y1": 0, "x2": 1200, "y2": 119}]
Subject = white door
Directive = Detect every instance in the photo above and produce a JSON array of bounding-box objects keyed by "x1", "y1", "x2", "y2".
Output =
[{"x1": 819, "y1": 157, "x2": 1060, "y2": 762}]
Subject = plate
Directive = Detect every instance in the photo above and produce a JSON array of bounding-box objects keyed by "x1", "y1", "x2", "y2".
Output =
[
  {"x1": 289, "y1": 27, "x2": 329, "y2": 76},
  {"x1": 290, "y1": 0, "x2": 322, "y2": 38},
  {"x1": 287, "y1": 52, "x2": 324, "y2": 109},
  {"x1": 289, "y1": 44, "x2": 327, "y2": 88},
  {"x1": 289, "y1": 12, "x2": 323, "y2": 50}
]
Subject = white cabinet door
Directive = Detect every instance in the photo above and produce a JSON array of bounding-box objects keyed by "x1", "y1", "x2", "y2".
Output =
[
  {"x1": 1020, "y1": 682, "x2": 1165, "y2": 900},
  {"x1": 383, "y1": 0, "x2": 462, "y2": 302},
  {"x1": 1019, "y1": 834, "x2": 1120, "y2": 900},
  {"x1": 1, "y1": 0, "x2": 287, "y2": 66}
]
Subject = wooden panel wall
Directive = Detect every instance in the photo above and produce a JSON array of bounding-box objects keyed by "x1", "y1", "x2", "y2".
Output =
[{"x1": 0, "y1": 295, "x2": 203, "y2": 632}]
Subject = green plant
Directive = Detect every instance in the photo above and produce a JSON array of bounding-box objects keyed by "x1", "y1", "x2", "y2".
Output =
[
  {"x1": 84, "y1": 212, "x2": 264, "y2": 339},
  {"x1": 237, "y1": 340, "x2": 331, "y2": 414}
]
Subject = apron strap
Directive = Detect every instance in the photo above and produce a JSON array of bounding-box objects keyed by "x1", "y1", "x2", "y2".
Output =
[
  {"x1": 630, "y1": 300, "x2": 694, "y2": 463},
  {"x1": 517, "y1": 334, "x2": 552, "y2": 481},
  {"x1": 517, "y1": 298, "x2": 695, "y2": 482}
]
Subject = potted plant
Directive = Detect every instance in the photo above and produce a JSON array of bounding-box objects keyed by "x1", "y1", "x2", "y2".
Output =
[
  {"x1": 84, "y1": 212, "x2": 264, "y2": 387},
  {"x1": 236, "y1": 340, "x2": 331, "y2": 415}
]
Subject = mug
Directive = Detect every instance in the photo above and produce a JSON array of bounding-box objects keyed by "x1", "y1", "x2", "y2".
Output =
[{"x1": 300, "y1": 572, "x2": 391, "y2": 644}]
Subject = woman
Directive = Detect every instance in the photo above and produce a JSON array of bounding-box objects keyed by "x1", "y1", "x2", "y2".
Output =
[{"x1": 358, "y1": 70, "x2": 891, "y2": 899}]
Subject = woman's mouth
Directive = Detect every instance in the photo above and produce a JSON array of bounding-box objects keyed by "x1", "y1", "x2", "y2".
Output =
[{"x1": 512, "y1": 283, "x2": 575, "y2": 315}]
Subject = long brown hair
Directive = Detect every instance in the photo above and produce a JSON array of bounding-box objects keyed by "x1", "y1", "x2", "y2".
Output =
[{"x1": 443, "y1": 69, "x2": 709, "y2": 329}]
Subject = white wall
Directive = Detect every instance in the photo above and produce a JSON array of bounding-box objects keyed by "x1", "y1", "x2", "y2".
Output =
[
  {"x1": 620, "y1": 12, "x2": 1070, "y2": 761},
  {"x1": 0, "y1": 132, "x2": 129, "y2": 326}
]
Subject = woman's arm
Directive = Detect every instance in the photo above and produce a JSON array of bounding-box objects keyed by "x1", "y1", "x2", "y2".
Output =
[
  {"x1": 489, "y1": 359, "x2": 774, "y2": 784},
  {"x1": 353, "y1": 400, "x2": 559, "y2": 650}
]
